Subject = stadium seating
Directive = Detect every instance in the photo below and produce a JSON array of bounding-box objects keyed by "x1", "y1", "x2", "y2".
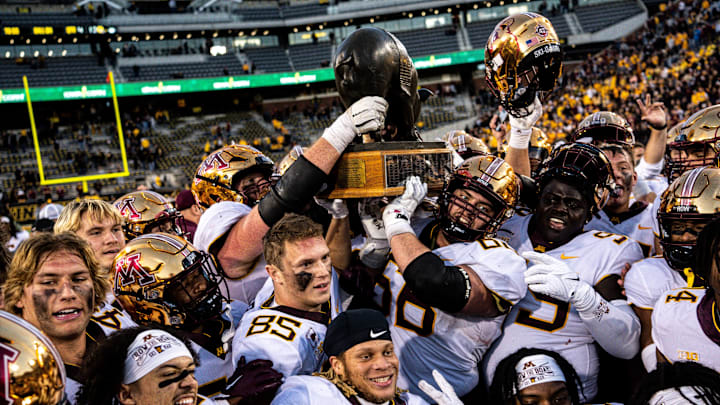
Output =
[
  {"x1": 0, "y1": 56, "x2": 108, "y2": 88},
  {"x1": 392, "y1": 26, "x2": 460, "y2": 57},
  {"x1": 119, "y1": 55, "x2": 245, "y2": 81},
  {"x1": 575, "y1": 1, "x2": 645, "y2": 32},
  {"x1": 288, "y1": 43, "x2": 332, "y2": 71},
  {"x1": 232, "y1": 6, "x2": 281, "y2": 21},
  {"x1": 244, "y1": 47, "x2": 293, "y2": 73}
]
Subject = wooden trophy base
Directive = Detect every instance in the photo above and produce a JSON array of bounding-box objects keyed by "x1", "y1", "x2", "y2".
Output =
[{"x1": 319, "y1": 142, "x2": 452, "y2": 199}]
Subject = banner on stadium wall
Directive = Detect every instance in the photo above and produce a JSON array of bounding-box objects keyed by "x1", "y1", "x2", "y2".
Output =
[{"x1": 0, "y1": 49, "x2": 484, "y2": 104}]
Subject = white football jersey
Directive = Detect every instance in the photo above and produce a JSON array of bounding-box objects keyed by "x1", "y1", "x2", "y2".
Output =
[
  {"x1": 271, "y1": 375, "x2": 429, "y2": 405},
  {"x1": 194, "y1": 201, "x2": 268, "y2": 304},
  {"x1": 624, "y1": 256, "x2": 689, "y2": 310},
  {"x1": 488, "y1": 213, "x2": 644, "y2": 401},
  {"x1": 376, "y1": 239, "x2": 527, "y2": 401},
  {"x1": 586, "y1": 203, "x2": 657, "y2": 257},
  {"x1": 232, "y1": 304, "x2": 329, "y2": 378},
  {"x1": 91, "y1": 292, "x2": 138, "y2": 335},
  {"x1": 235, "y1": 269, "x2": 346, "y2": 379},
  {"x1": 188, "y1": 300, "x2": 248, "y2": 398},
  {"x1": 652, "y1": 288, "x2": 720, "y2": 371}
]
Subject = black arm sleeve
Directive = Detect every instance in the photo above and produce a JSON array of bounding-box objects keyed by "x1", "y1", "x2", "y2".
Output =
[
  {"x1": 403, "y1": 252, "x2": 471, "y2": 313},
  {"x1": 258, "y1": 155, "x2": 329, "y2": 227}
]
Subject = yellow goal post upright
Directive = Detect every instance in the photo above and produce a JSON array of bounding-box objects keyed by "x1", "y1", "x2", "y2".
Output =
[{"x1": 23, "y1": 71, "x2": 130, "y2": 191}]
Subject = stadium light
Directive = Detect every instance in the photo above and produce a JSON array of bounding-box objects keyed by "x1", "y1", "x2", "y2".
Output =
[
  {"x1": 435, "y1": 9, "x2": 439, "y2": 14},
  {"x1": 20, "y1": 51, "x2": 25, "y2": 57},
  {"x1": 62, "y1": 50, "x2": 67, "y2": 56},
  {"x1": 159, "y1": 34, "x2": 165, "y2": 40},
  {"x1": 42, "y1": 38, "x2": 46, "y2": 44},
  {"x1": 73, "y1": 37, "x2": 78, "y2": 43},
  {"x1": 34, "y1": 51, "x2": 39, "y2": 57},
  {"x1": 5, "y1": 51, "x2": 10, "y2": 58},
  {"x1": 262, "y1": 30, "x2": 269, "y2": 35},
  {"x1": 210, "y1": 45, "x2": 226, "y2": 55},
  {"x1": 421, "y1": 11, "x2": 426, "y2": 16},
  {"x1": 9, "y1": 39, "x2": 13, "y2": 44},
  {"x1": 173, "y1": 33, "x2": 178, "y2": 39},
  {"x1": 57, "y1": 38, "x2": 62, "y2": 43},
  {"x1": 26, "y1": 39, "x2": 30, "y2": 44},
  {"x1": 408, "y1": 12, "x2": 413, "y2": 18},
  {"x1": 186, "y1": 33, "x2": 192, "y2": 39},
  {"x1": 370, "y1": 18, "x2": 375, "y2": 23},
  {"x1": 48, "y1": 50, "x2": 53, "y2": 56}
]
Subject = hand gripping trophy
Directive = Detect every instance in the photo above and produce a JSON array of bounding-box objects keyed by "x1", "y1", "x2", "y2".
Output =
[{"x1": 322, "y1": 27, "x2": 452, "y2": 198}]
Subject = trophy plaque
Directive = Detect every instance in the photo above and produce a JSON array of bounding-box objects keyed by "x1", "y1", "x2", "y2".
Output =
[
  {"x1": 321, "y1": 27, "x2": 453, "y2": 198},
  {"x1": 319, "y1": 142, "x2": 452, "y2": 199}
]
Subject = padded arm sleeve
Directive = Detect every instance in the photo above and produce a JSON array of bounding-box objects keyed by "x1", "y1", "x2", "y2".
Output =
[
  {"x1": 258, "y1": 155, "x2": 329, "y2": 227},
  {"x1": 578, "y1": 298, "x2": 641, "y2": 359},
  {"x1": 403, "y1": 252, "x2": 471, "y2": 313}
]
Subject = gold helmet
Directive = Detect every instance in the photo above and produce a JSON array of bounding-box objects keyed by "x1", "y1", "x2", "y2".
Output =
[
  {"x1": 665, "y1": 104, "x2": 720, "y2": 179},
  {"x1": 192, "y1": 144, "x2": 274, "y2": 208},
  {"x1": 536, "y1": 143, "x2": 614, "y2": 217},
  {"x1": 272, "y1": 145, "x2": 307, "y2": 182},
  {"x1": 0, "y1": 311, "x2": 66, "y2": 405},
  {"x1": 571, "y1": 111, "x2": 635, "y2": 151},
  {"x1": 485, "y1": 12, "x2": 562, "y2": 117},
  {"x1": 442, "y1": 130, "x2": 490, "y2": 159},
  {"x1": 113, "y1": 233, "x2": 226, "y2": 328},
  {"x1": 657, "y1": 166, "x2": 720, "y2": 270},
  {"x1": 114, "y1": 190, "x2": 182, "y2": 240},
  {"x1": 440, "y1": 155, "x2": 519, "y2": 241},
  {"x1": 529, "y1": 127, "x2": 552, "y2": 176}
]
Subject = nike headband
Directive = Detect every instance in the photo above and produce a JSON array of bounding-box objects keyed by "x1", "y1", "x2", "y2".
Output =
[
  {"x1": 323, "y1": 309, "x2": 392, "y2": 357},
  {"x1": 515, "y1": 354, "x2": 567, "y2": 391},
  {"x1": 123, "y1": 330, "x2": 194, "y2": 385}
]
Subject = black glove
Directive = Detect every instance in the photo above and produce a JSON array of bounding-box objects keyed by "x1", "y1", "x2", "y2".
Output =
[{"x1": 222, "y1": 356, "x2": 284, "y2": 405}]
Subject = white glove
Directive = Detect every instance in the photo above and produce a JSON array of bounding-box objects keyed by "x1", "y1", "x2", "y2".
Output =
[
  {"x1": 358, "y1": 198, "x2": 390, "y2": 268},
  {"x1": 508, "y1": 96, "x2": 542, "y2": 149},
  {"x1": 522, "y1": 251, "x2": 598, "y2": 312},
  {"x1": 321, "y1": 96, "x2": 389, "y2": 153},
  {"x1": 382, "y1": 176, "x2": 427, "y2": 241},
  {"x1": 313, "y1": 198, "x2": 349, "y2": 219},
  {"x1": 418, "y1": 370, "x2": 463, "y2": 405},
  {"x1": 437, "y1": 136, "x2": 465, "y2": 167}
]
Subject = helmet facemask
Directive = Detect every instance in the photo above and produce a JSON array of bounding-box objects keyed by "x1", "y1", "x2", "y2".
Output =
[
  {"x1": 439, "y1": 176, "x2": 513, "y2": 242},
  {"x1": 665, "y1": 139, "x2": 720, "y2": 180},
  {"x1": 164, "y1": 250, "x2": 226, "y2": 327},
  {"x1": 658, "y1": 216, "x2": 707, "y2": 270}
]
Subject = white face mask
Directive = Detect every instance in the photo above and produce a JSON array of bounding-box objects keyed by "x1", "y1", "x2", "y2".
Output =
[{"x1": 648, "y1": 386, "x2": 713, "y2": 405}]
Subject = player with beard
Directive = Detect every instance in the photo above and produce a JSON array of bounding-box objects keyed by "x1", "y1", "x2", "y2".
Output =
[
  {"x1": 232, "y1": 214, "x2": 346, "y2": 386},
  {"x1": 3, "y1": 232, "x2": 110, "y2": 403},
  {"x1": 358, "y1": 155, "x2": 528, "y2": 402},
  {"x1": 650, "y1": 217, "x2": 720, "y2": 372},
  {"x1": 271, "y1": 309, "x2": 430, "y2": 405},
  {"x1": 112, "y1": 233, "x2": 283, "y2": 403},
  {"x1": 624, "y1": 167, "x2": 720, "y2": 372},
  {"x1": 192, "y1": 97, "x2": 388, "y2": 305},
  {"x1": 54, "y1": 199, "x2": 138, "y2": 334},
  {"x1": 484, "y1": 143, "x2": 644, "y2": 401}
]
